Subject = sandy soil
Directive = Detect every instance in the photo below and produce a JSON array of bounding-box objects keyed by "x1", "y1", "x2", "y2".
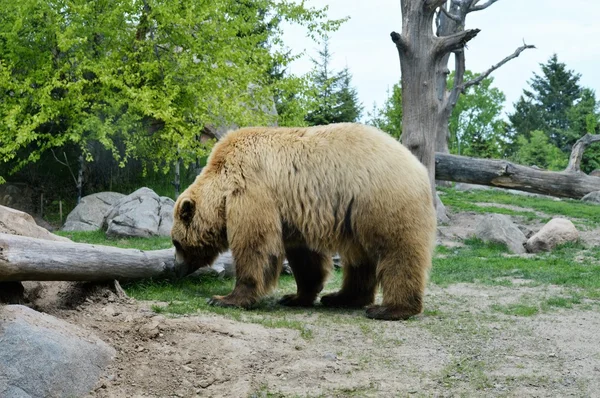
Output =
[
  {"x1": 28, "y1": 280, "x2": 597, "y2": 398},
  {"x1": 13, "y1": 208, "x2": 600, "y2": 397}
]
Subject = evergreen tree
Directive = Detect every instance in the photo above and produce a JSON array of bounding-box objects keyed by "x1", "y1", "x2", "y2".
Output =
[
  {"x1": 509, "y1": 54, "x2": 583, "y2": 151},
  {"x1": 305, "y1": 38, "x2": 363, "y2": 125},
  {"x1": 334, "y1": 67, "x2": 363, "y2": 123}
]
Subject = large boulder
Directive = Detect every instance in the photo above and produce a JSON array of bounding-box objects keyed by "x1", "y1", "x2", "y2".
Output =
[
  {"x1": 0, "y1": 305, "x2": 115, "y2": 398},
  {"x1": 62, "y1": 192, "x2": 125, "y2": 231},
  {"x1": 104, "y1": 187, "x2": 174, "y2": 238},
  {"x1": 525, "y1": 218, "x2": 579, "y2": 253},
  {"x1": 590, "y1": 169, "x2": 600, "y2": 177},
  {"x1": 581, "y1": 191, "x2": 600, "y2": 205},
  {"x1": 474, "y1": 214, "x2": 527, "y2": 254},
  {"x1": 0, "y1": 205, "x2": 69, "y2": 242}
]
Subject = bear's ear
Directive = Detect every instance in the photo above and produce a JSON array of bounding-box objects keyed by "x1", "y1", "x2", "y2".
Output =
[{"x1": 179, "y1": 198, "x2": 195, "y2": 224}]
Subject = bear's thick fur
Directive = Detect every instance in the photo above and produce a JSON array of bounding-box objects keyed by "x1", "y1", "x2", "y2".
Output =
[{"x1": 171, "y1": 123, "x2": 436, "y2": 320}]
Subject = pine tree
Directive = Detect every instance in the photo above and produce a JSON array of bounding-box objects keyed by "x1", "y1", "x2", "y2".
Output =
[
  {"x1": 305, "y1": 38, "x2": 363, "y2": 126},
  {"x1": 509, "y1": 54, "x2": 583, "y2": 151}
]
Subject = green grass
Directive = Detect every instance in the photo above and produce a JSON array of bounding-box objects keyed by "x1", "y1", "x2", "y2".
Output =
[
  {"x1": 56, "y1": 230, "x2": 172, "y2": 250},
  {"x1": 439, "y1": 187, "x2": 600, "y2": 226},
  {"x1": 433, "y1": 239, "x2": 600, "y2": 294},
  {"x1": 124, "y1": 272, "x2": 318, "y2": 339}
]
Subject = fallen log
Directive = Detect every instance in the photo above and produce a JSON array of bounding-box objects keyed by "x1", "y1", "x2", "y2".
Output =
[
  {"x1": 435, "y1": 153, "x2": 600, "y2": 199},
  {"x1": 0, "y1": 233, "x2": 188, "y2": 282}
]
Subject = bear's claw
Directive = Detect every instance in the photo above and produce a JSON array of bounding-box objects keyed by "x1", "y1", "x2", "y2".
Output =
[{"x1": 278, "y1": 294, "x2": 315, "y2": 307}]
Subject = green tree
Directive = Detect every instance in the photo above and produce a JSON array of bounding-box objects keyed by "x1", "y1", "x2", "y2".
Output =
[
  {"x1": 305, "y1": 38, "x2": 362, "y2": 125},
  {"x1": 0, "y1": 0, "x2": 344, "y2": 184},
  {"x1": 448, "y1": 71, "x2": 507, "y2": 158},
  {"x1": 513, "y1": 130, "x2": 568, "y2": 171},
  {"x1": 366, "y1": 83, "x2": 402, "y2": 139},
  {"x1": 368, "y1": 71, "x2": 506, "y2": 158},
  {"x1": 509, "y1": 54, "x2": 583, "y2": 151}
]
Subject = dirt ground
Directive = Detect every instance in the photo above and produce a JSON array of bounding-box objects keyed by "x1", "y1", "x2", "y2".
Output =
[
  {"x1": 37, "y1": 281, "x2": 599, "y2": 398},
  {"x1": 21, "y1": 210, "x2": 600, "y2": 397}
]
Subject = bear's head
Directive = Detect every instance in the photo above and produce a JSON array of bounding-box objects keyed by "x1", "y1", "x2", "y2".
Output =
[{"x1": 171, "y1": 180, "x2": 228, "y2": 275}]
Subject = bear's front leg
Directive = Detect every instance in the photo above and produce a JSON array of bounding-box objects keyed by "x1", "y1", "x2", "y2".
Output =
[
  {"x1": 207, "y1": 278, "x2": 262, "y2": 309},
  {"x1": 208, "y1": 250, "x2": 282, "y2": 309},
  {"x1": 211, "y1": 187, "x2": 284, "y2": 309}
]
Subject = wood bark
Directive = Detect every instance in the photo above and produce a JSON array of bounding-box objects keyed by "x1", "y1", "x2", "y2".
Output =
[
  {"x1": 0, "y1": 233, "x2": 190, "y2": 282},
  {"x1": 392, "y1": 0, "x2": 533, "y2": 201},
  {"x1": 435, "y1": 153, "x2": 600, "y2": 199},
  {"x1": 565, "y1": 134, "x2": 600, "y2": 173}
]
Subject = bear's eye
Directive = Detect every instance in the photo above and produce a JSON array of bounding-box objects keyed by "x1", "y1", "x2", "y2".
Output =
[{"x1": 172, "y1": 240, "x2": 183, "y2": 251}]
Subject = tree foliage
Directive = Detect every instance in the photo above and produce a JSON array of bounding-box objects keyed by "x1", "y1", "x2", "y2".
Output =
[
  {"x1": 368, "y1": 70, "x2": 507, "y2": 158},
  {"x1": 366, "y1": 83, "x2": 402, "y2": 139},
  {"x1": 304, "y1": 38, "x2": 363, "y2": 126},
  {"x1": 0, "y1": 0, "x2": 344, "y2": 183},
  {"x1": 509, "y1": 54, "x2": 600, "y2": 172},
  {"x1": 512, "y1": 130, "x2": 568, "y2": 171},
  {"x1": 448, "y1": 71, "x2": 507, "y2": 158}
]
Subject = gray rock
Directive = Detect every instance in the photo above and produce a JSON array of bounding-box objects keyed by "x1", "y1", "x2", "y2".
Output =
[
  {"x1": 581, "y1": 191, "x2": 600, "y2": 205},
  {"x1": 104, "y1": 188, "x2": 174, "y2": 238},
  {"x1": 436, "y1": 192, "x2": 450, "y2": 224},
  {"x1": 475, "y1": 214, "x2": 527, "y2": 254},
  {"x1": 0, "y1": 205, "x2": 69, "y2": 242},
  {"x1": 62, "y1": 192, "x2": 125, "y2": 231},
  {"x1": 525, "y1": 218, "x2": 579, "y2": 253},
  {"x1": 590, "y1": 169, "x2": 600, "y2": 177},
  {"x1": 0, "y1": 305, "x2": 115, "y2": 398}
]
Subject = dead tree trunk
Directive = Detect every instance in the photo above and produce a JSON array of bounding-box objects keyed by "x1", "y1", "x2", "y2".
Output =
[
  {"x1": 0, "y1": 233, "x2": 191, "y2": 282},
  {"x1": 391, "y1": 0, "x2": 534, "y2": 199},
  {"x1": 565, "y1": 134, "x2": 600, "y2": 173},
  {"x1": 435, "y1": 153, "x2": 600, "y2": 199}
]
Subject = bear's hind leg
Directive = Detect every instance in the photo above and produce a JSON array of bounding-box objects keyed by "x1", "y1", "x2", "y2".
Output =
[
  {"x1": 279, "y1": 247, "x2": 332, "y2": 307},
  {"x1": 365, "y1": 246, "x2": 430, "y2": 321},
  {"x1": 320, "y1": 252, "x2": 377, "y2": 308}
]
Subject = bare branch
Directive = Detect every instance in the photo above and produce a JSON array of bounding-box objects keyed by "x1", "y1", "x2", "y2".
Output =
[
  {"x1": 438, "y1": 5, "x2": 462, "y2": 23},
  {"x1": 434, "y1": 28, "x2": 480, "y2": 56},
  {"x1": 445, "y1": 50, "x2": 466, "y2": 111},
  {"x1": 462, "y1": 42, "x2": 535, "y2": 90},
  {"x1": 469, "y1": 0, "x2": 500, "y2": 12},
  {"x1": 565, "y1": 134, "x2": 600, "y2": 173},
  {"x1": 390, "y1": 31, "x2": 408, "y2": 54},
  {"x1": 51, "y1": 150, "x2": 78, "y2": 186}
]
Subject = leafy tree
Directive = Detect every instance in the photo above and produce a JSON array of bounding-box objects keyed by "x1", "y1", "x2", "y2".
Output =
[
  {"x1": 305, "y1": 38, "x2": 362, "y2": 125},
  {"x1": 366, "y1": 83, "x2": 402, "y2": 139},
  {"x1": 368, "y1": 70, "x2": 507, "y2": 158},
  {"x1": 0, "y1": 0, "x2": 344, "y2": 184},
  {"x1": 513, "y1": 130, "x2": 568, "y2": 171},
  {"x1": 448, "y1": 71, "x2": 507, "y2": 158}
]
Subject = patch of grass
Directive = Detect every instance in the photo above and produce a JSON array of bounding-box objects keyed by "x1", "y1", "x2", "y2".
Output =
[
  {"x1": 439, "y1": 187, "x2": 600, "y2": 226},
  {"x1": 491, "y1": 303, "x2": 540, "y2": 317},
  {"x1": 432, "y1": 239, "x2": 600, "y2": 298},
  {"x1": 56, "y1": 230, "x2": 172, "y2": 250},
  {"x1": 124, "y1": 273, "x2": 321, "y2": 339}
]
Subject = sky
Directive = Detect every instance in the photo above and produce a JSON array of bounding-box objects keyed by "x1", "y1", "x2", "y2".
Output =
[{"x1": 280, "y1": 0, "x2": 600, "y2": 120}]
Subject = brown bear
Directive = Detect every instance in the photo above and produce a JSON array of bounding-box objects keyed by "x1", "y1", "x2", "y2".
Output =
[{"x1": 171, "y1": 123, "x2": 436, "y2": 320}]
